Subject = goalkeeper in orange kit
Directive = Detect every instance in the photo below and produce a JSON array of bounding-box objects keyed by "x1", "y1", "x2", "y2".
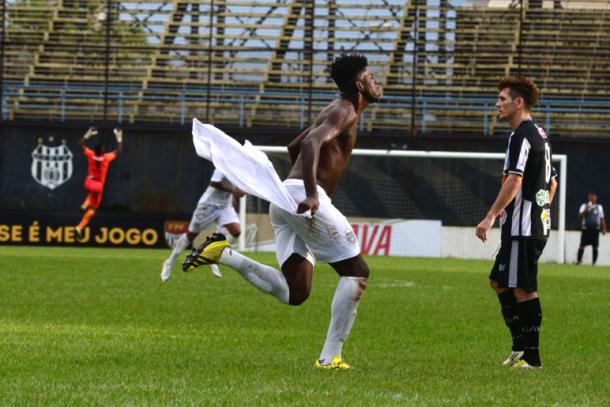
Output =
[{"x1": 75, "y1": 127, "x2": 124, "y2": 238}]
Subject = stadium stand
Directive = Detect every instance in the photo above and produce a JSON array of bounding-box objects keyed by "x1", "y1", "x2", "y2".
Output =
[{"x1": 1, "y1": 0, "x2": 609, "y2": 136}]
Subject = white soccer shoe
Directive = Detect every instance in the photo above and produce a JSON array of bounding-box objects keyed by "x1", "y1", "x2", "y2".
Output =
[
  {"x1": 161, "y1": 261, "x2": 173, "y2": 282},
  {"x1": 163, "y1": 261, "x2": 220, "y2": 281},
  {"x1": 502, "y1": 351, "x2": 525, "y2": 367}
]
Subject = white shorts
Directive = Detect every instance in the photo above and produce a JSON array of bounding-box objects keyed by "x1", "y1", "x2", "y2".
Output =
[
  {"x1": 269, "y1": 179, "x2": 360, "y2": 266},
  {"x1": 188, "y1": 203, "x2": 239, "y2": 233}
]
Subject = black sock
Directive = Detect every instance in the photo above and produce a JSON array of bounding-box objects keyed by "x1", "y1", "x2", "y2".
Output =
[
  {"x1": 517, "y1": 298, "x2": 542, "y2": 366},
  {"x1": 577, "y1": 247, "x2": 584, "y2": 263},
  {"x1": 498, "y1": 291, "x2": 523, "y2": 351},
  {"x1": 593, "y1": 247, "x2": 598, "y2": 265}
]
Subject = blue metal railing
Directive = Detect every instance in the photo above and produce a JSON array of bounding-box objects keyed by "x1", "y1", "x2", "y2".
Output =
[{"x1": 3, "y1": 82, "x2": 610, "y2": 133}]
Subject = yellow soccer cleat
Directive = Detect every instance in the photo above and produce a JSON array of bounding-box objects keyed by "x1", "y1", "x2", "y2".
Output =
[
  {"x1": 502, "y1": 351, "x2": 525, "y2": 367},
  {"x1": 182, "y1": 233, "x2": 229, "y2": 272},
  {"x1": 314, "y1": 355, "x2": 352, "y2": 370},
  {"x1": 511, "y1": 359, "x2": 541, "y2": 369}
]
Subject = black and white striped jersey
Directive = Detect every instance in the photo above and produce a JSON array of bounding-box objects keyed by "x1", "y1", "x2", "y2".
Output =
[{"x1": 499, "y1": 119, "x2": 557, "y2": 240}]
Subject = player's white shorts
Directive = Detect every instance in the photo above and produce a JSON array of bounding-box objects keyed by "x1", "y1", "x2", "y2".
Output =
[
  {"x1": 269, "y1": 179, "x2": 360, "y2": 266},
  {"x1": 189, "y1": 203, "x2": 239, "y2": 233}
]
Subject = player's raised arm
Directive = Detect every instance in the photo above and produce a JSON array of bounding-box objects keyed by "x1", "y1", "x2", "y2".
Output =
[
  {"x1": 296, "y1": 106, "x2": 353, "y2": 215},
  {"x1": 113, "y1": 128, "x2": 124, "y2": 156},
  {"x1": 79, "y1": 127, "x2": 97, "y2": 148}
]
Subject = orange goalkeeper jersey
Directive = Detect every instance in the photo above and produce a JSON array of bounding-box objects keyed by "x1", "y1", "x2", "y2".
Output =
[{"x1": 83, "y1": 147, "x2": 117, "y2": 184}]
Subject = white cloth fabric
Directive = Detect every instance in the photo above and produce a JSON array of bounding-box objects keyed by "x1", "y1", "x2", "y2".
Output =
[
  {"x1": 199, "y1": 168, "x2": 234, "y2": 207},
  {"x1": 192, "y1": 119, "x2": 303, "y2": 216},
  {"x1": 270, "y1": 179, "x2": 360, "y2": 266}
]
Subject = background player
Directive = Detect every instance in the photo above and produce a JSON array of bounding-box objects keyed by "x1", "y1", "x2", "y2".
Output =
[
  {"x1": 161, "y1": 168, "x2": 244, "y2": 281},
  {"x1": 576, "y1": 192, "x2": 606, "y2": 265},
  {"x1": 476, "y1": 76, "x2": 558, "y2": 369},
  {"x1": 183, "y1": 55, "x2": 382, "y2": 369},
  {"x1": 76, "y1": 127, "x2": 123, "y2": 237}
]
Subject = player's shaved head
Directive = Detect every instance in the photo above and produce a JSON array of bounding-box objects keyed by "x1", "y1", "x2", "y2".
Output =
[
  {"x1": 498, "y1": 76, "x2": 538, "y2": 110},
  {"x1": 331, "y1": 54, "x2": 368, "y2": 93}
]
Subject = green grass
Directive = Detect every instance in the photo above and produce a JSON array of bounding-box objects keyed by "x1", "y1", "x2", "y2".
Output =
[{"x1": 0, "y1": 246, "x2": 608, "y2": 406}]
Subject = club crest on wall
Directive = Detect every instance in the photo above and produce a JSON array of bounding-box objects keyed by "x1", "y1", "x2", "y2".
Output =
[{"x1": 31, "y1": 137, "x2": 73, "y2": 190}]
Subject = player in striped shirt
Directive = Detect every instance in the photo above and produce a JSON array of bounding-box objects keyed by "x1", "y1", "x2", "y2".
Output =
[{"x1": 476, "y1": 76, "x2": 558, "y2": 369}]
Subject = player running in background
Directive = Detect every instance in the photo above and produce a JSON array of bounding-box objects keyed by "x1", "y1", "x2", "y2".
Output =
[
  {"x1": 161, "y1": 168, "x2": 244, "y2": 282},
  {"x1": 476, "y1": 76, "x2": 557, "y2": 369},
  {"x1": 76, "y1": 127, "x2": 123, "y2": 237},
  {"x1": 183, "y1": 55, "x2": 382, "y2": 369}
]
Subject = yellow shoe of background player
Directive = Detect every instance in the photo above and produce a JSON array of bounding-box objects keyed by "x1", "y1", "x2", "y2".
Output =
[
  {"x1": 182, "y1": 233, "x2": 229, "y2": 272},
  {"x1": 511, "y1": 359, "x2": 541, "y2": 369},
  {"x1": 502, "y1": 351, "x2": 524, "y2": 367},
  {"x1": 314, "y1": 355, "x2": 352, "y2": 370}
]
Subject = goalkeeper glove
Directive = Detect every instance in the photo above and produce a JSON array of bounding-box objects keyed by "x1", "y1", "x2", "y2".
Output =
[
  {"x1": 113, "y1": 128, "x2": 123, "y2": 143},
  {"x1": 83, "y1": 127, "x2": 98, "y2": 139}
]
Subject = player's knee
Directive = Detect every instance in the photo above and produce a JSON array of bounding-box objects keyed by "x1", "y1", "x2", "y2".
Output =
[
  {"x1": 223, "y1": 224, "x2": 241, "y2": 238},
  {"x1": 288, "y1": 289, "x2": 310, "y2": 306},
  {"x1": 356, "y1": 262, "x2": 370, "y2": 279},
  {"x1": 514, "y1": 288, "x2": 537, "y2": 302}
]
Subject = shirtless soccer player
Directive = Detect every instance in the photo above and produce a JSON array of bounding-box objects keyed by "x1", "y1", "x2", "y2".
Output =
[{"x1": 183, "y1": 54, "x2": 382, "y2": 369}]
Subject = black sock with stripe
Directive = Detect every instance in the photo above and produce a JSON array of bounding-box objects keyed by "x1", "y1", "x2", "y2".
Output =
[
  {"x1": 498, "y1": 291, "x2": 523, "y2": 352},
  {"x1": 517, "y1": 298, "x2": 542, "y2": 366}
]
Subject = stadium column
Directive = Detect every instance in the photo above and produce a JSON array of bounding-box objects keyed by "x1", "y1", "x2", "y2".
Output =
[
  {"x1": 0, "y1": 0, "x2": 5, "y2": 124},
  {"x1": 102, "y1": 0, "x2": 113, "y2": 145},
  {"x1": 305, "y1": 0, "x2": 314, "y2": 123},
  {"x1": 206, "y1": 0, "x2": 215, "y2": 123},
  {"x1": 326, "y1": 0, "x2": 336, "y2": 75}
]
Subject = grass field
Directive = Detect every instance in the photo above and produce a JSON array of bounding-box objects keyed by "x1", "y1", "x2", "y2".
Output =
[{"x1": 0, "y1": 246, "x2": 608, "y2": 406}]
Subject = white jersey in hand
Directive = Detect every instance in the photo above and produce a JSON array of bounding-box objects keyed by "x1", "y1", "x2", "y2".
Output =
[{"x1": 192, "y1": 119, "x2": 306, "y2": 216}]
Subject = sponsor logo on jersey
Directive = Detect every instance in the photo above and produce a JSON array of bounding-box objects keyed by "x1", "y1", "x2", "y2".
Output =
[
  {"x1": 535, "y1": 124, "x2": 548, "y2": 139},
  {"x1": 31, "y1": 137, "x2": 73, "y2": 190},
  {"x1": 535, "y1": 189, "x2": 550, "y2": 207},
  {"x1": 541, "y1": 208, "x2": 551, "y2": 234}
]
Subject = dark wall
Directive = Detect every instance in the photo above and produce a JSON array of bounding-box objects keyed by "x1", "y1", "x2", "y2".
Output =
[
  {"x1": 0, "y1": 123, "x2": 214, "y2": 215},
  {"x1": 1, "y1": 122, "x2": 608, "y2": 230}
]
